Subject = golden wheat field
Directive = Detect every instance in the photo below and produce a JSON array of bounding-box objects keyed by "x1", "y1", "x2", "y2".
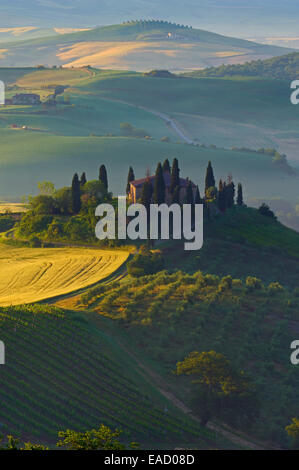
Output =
[{"x1": 0, "y1": 245, "x2": 129, "y2": 306}]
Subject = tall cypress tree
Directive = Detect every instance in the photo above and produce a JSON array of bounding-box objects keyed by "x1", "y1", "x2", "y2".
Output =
[
  {"x1": 194, "y1": 185, "x2": 201, "y2": 204},
  {"x1": 237, "y1": 183, "x2": 243, "y2": 206},
  {"x1": 226, "y1": 181, "x2": 235, "y2": 208},
  {"x1": 172, "y1": 185, "x2": 180, "y2": 204},
  {"x1": 80, "y1": 172, "x2": 87, "y2": 187},
  {"x1": 205, "y1": 161, "x2": 215, "y2": 193},
  {"x1": 126, "y1": 166, "x2": 135, "y2": 195},
  {"x1": 153, "y1": 163, "x2": 165, "y2": 204},
  {"x1": 99, "y1": 165, "x2": 108, "y2": 191},
  {"x1": 170, "y1": 158, "x2": 180, "y2": 194},
  {"x1": 218, "y1": 179, "x2": 226, "y2": 212},
  {"x1": 71, "y1": 173, "x2": 81, "y2": 214},
  {"x1": 185, "y1": 180, "x2": 194, "y2": 205},
  {"x1": 162, "y1": 158, "x2": 171, "y2": 173},
  {"x1": 141, "y1": 180, "x2": 152, "y2": 210}
]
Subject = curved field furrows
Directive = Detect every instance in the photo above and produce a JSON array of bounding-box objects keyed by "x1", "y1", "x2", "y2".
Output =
[{"x1": 0, "y1": 246, "x2": 129, "y2": 306}]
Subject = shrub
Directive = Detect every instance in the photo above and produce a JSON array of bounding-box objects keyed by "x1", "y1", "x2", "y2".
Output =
[
  {"x1": 246, "y1": 276, "x2": 263, "y2": 291},
  {"x1": 268, "y1": 282, "x2": 284, "y2": 294},
  {"x1": 127, "y1": 249, "x2": 165, "y2": 277}
]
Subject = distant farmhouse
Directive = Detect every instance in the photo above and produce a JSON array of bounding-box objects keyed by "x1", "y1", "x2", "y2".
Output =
[
  {"x1": 11, "y1": 93, "x2": 41, "y2": 105},
  {"x1": 129, "y1": 170, "x2": 197, "y2": 204}
]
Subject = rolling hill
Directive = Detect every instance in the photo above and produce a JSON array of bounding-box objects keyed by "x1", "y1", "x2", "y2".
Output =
[
  {"x1": 185, "y1": 51, "x2": 299, "y2": 80},
  {"x1": 0, "y1": 21, "x2": 292, "y2": 71},
  {"x1": 81, "y1": 206, "x2": 299, "y2": 447},
  {"x1": 1, "y1": 1, "x2": 299, "y2": 39},
  {"x1": 0, "y1": 303, "x2": 226, "y2": 448}
]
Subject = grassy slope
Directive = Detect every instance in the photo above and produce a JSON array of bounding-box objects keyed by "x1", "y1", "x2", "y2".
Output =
[
  {"x1": 0, "y1": 22, "x2": 291, "y2": 70},
  {"x1": 0, "y1": 303, "x2": 229, "y2": 448},
  {"x1": 165, "y1": 207, "x2": 299, "y2": 288},
  {"x1": 81, "y1": 207, "x2": 299, "y2": 446}
]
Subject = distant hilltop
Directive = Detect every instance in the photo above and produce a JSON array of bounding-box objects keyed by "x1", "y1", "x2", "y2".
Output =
[{"x1": 0, "y1": 21, "x2": 293, "y2": 72}]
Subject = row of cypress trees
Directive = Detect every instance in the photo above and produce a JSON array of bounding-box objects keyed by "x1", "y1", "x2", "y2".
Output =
[{"x1": 71, "y1": 165, "x2": 109, "y2": 214}]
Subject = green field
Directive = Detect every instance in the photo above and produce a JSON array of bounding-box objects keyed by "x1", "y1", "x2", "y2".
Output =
[
  {"x1": 0, "y1": 67, "x2": 298, "y2": 212},
  {"x1": 80, "y1": 208, "x2": 299, "y2": 447},
  {"x1": 0, "y1": 303, "x2": 229, "y2": 448}
]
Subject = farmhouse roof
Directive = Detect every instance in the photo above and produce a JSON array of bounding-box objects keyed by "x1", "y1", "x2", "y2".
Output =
[{"x1": 130, "y1": 172, "x2": 196, "y2": 189}]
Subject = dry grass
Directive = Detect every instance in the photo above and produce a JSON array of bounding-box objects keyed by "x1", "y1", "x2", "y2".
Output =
[{"x1": 0, "y1": 245, "x2": 129, "y2": 306}]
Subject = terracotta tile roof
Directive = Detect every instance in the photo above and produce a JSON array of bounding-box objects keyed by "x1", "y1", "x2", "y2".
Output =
[{"x1": 130, "y1": 172, "x2": 196, "y2": 189}]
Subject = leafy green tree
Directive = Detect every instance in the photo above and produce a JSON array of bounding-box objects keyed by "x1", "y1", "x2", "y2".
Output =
[
  {"x1": 258, "y1": 203, "x2": 276, "y2": 219},
  {"x1": 57, "y1": 424, "x2": 128, "y2": 450},
  {"x1": 99, "y1": 165, "x2": 108, "y2": 191},
  {"x1": 237, "y1": 183, "x2": 243, "y2": 206},
  {"x1": 126, "y1": 166, "x2": 135, "y2": 195},
  {"x1": 286, "y1": 418, "x2": 299, "y2": 449},
  {"x1": 71, "y1": 173, "x2": 81, "y2": 214},
  {"x1": 153, "y1": 162, "x2": 165, "y2": 204},
  {"x1": 170, "y1": 158, "x2": 180, "y2": 194},
  {"x1": 176, "y1": 351, "x2": 256, "y2": 426},
  {"x1": 37, "y1": 181, "x2": 55, "y2": 196}
]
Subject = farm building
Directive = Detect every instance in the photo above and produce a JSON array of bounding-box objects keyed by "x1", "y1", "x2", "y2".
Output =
[
  {"x1": 12, "y1": 93, "x2": 41, "y2": 105},
  {"x1": 128, "y1": 171, "x2": 197, "y2": 204}
]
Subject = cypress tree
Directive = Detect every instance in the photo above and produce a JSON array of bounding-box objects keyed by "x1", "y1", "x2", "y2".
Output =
[
  {"x1": 153, "y1": 162, "x2": 165, "y2": 204},
  {"x1": 237, "y1": 183, "x2": 243, "y2": 206},
  {"x1": 194, "y1": 185, "x2": 201, "y2": 204},
  {"x1": 205, "y1": 161, "x2": 215, "y2": 193},
  {"x1": 226, "y1": 181, "x2": 235, "y2": 208},
  {"x1": 172, "y1": 185, "x2": 180, "y2": 204},
  {"x1": 71, "y1": 173, "x2": 81, "y2": 214},
  {"x1": 185, "y1": 180, "x2": 194, "y2": 205},
  {"x1": 170, "y1": 158, "x2": 180, "y2": 194},
  {"x1": 126, "y1": 166, "x2": 135, "y2": 195},
  {"x1": 218, "y1": 179, "x2": 226, "y2": 212},
  {"x1": 141, "y1": 180, "x2": 152, "y2": 210},
  {"x1": 80, "y1": 172, "x2": 87, "y2": 187},
  {"x1": 162, "y1": 158, "x2": 171, "y2": 173},
  {"x1": 99, "y1": 165, "x2": 108, "y2": 191}
]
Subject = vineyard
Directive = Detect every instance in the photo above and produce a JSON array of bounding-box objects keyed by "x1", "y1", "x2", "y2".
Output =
[
  {"x1": 0, "y1": 304, "x2": 213, "y2": 447},
  {"x1": 0, "y1": 246, "x2": 129, "y2": 306}
]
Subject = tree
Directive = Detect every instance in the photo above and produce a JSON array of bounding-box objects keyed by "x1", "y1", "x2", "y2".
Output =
[
  {"x1": 205, "y1": 161, "x2": 215, "y2": 194},
  {"x1": 162, "y1": 158, "x2": 171, "y2": 173},
  {"x1": 176, "y1": 351, "x2": 256, "y2": 426},
  {"x1": 185, "y1": 180, "x2": 194, "y2": 205},
  {"x1": 37, "y1": 181, "x2": 55, "y2": 196},
  {"x1": 153, "y1": 162, "x2": 165, "y2": 204},
  {"x1": 71, "y1": 173, "x2": 81, "y2": 214},
  {"x1": 218, "y1": 179, "x2": 226, "y2": 212},
  {"x1": 99, "y1": 165, "x2": 108, "y2": 191},
  {"x1": 237, "y1": 183, "x2": 243, "y2": 206},
  {"x1": 126, "y1": 166, "x2": 135, "y2": 195},
  {"x1": 286, "y1": 418, "x2": 299, "y2": 449},
  {"x1": 172, "y1": 185, "x2": 180, "y2": 204},
  {"x1": 170, "y1": 158, "x2": 180, "y2": 194},
  {"x1": 226, "y1": 181, "x2": 235, "y2": 208},
  {"x1": 258, "y1": 203, "x2": 276, "y2": 219},
  {"x1": 141, "y1": 179, "x2": 152, "y2": 210},
  {"x1": 57, "y1": 424, "x2": 127, "y2": 450},
  {"x1": 194, "y1": 186, "x2": 201, "y2": 204},
  {"x1": 80, "y1": 172, "x2": 87, "y2": 187}
]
